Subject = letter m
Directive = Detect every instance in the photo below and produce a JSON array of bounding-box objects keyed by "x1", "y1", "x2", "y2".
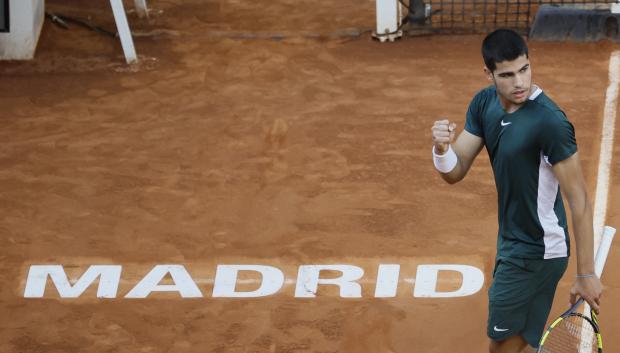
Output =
[{"x1": 24, "y1": 265, "x2": 122, "y2": 298}]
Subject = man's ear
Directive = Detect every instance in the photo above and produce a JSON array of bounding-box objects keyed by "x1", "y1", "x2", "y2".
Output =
[{"x1": 483, "y1": 67, "x2": 493, "y2": 82}]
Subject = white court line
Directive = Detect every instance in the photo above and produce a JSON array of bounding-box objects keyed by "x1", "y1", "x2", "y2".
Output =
[
  {"x1": 580, "y1": 50, "x2": 620, "y2": 353},
  {"x1": 593, "y1": 50, "x2": 620, "y2": 254}
]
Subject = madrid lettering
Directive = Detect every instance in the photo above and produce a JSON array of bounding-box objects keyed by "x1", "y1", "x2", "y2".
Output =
[{"x1": 23, "y1": 264, "x2": 484, "y2": 299}]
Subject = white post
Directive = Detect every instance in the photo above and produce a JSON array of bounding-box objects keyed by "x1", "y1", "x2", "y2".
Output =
[
  {"x1": 0, "y1": 0, "x2": 45, "y2": 60},
  {"x1": 109, "y1": 0, "x2": 138, "y2": 64},
  {"x1": 373, "y1": 0, "x2": 402, "y2": 42},
  {"x1": 134, "y1": 0, "x2": 148, "y2": 18}
]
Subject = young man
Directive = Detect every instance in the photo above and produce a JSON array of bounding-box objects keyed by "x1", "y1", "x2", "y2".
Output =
[{"x1": 430, "y1": 29, "x2": 603, "y2": 353}]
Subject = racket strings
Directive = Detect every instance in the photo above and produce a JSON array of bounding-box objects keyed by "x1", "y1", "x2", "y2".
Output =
[{"x1": 539, "y1": 315, "x2": 598, "y2": 352}]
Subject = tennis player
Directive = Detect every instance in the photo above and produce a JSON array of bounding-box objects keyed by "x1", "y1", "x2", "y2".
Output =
[{"x1": 430, "y1": 29, "x2": 603, "y2": 353}]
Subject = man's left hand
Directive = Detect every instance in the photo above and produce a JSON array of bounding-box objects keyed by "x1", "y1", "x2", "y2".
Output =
[{"x1": 570, "y1": 276, "x2": 603, "y2": 314}]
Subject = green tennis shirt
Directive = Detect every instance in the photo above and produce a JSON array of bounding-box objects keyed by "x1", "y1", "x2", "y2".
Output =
[{"x1": 465, "y1": 85, "x2": 577, "y2": 259}]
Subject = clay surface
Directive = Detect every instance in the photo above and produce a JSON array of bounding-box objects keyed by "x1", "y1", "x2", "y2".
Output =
[{"x1": 1, "y1": 1, "x2": 620, "y2": 352}]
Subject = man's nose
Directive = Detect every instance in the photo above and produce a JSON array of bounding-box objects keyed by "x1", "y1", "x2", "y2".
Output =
[{"x1": 514, "y1": 74, "x2": 524, "y2": 88}]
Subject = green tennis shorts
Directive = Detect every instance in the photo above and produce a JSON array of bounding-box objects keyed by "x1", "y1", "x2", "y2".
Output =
[{"x1": 487, "y1": 256, "x2": 568, "y2": 348}]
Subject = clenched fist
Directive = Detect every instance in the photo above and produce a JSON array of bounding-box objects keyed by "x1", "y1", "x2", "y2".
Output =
[{"x1": 431, "y1": 119, "x2": 456, "y2": 154}]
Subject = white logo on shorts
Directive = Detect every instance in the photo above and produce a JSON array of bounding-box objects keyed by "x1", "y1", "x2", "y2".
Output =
[{"x1": 493, "y1": 325, "x2": 509, "y2": 332}]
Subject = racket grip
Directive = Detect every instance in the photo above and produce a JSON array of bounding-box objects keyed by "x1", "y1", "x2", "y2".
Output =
[{"x1": 594, "y1": 226, "x2": 616, "y2": 278}]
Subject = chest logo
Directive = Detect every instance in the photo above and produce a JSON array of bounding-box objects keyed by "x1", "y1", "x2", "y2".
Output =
[{"x1": 501, "y1": 120, "x2": 512, "y2": 127}]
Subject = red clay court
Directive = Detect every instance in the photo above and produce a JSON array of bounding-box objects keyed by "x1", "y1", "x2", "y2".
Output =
[{"x1": 1, "y1": 1, "x2": 620, "y2": 352}]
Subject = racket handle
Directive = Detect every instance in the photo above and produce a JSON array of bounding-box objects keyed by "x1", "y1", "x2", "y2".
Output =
[
  {"x1": 572, "y1": 227, "x2": 615, "y2": 317},
  {"x1": 594, "y1": 226, "x2": 616, "y2": 278}
]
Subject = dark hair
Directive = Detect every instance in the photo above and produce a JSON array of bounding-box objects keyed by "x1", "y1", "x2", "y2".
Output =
[{"x1": 482, "y1": 29, "x2": 528, "y2": 72}]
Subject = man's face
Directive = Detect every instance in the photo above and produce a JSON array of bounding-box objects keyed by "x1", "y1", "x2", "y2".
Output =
[{"x1": 486, "y1": 54, "x2": 532, "y2": 105}]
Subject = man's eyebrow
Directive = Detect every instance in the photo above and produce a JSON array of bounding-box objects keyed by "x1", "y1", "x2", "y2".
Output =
[
  {"x1": 497, "y1": 70, "x2": 514, "y2": 76},
  {"x1": 497, "y1": 64, "x2": 529, "y2": 76}
]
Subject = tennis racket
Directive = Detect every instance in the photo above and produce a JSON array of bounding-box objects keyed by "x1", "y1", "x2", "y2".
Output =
[
  {"x1": 537, "y1": 297, "x2": 601, "y2": 352},
  {"x1": 537, "y1": 226, "x2": 616, "y2": 353}
]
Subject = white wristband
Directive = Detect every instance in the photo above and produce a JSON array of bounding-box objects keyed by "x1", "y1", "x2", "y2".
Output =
[{"x1": 433, "y1": 145, "x2": 458, "y2": 173}]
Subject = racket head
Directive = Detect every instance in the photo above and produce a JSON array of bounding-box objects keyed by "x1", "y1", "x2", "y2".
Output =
[{"x1": 537, "y1": 301, "x2": 602, "y2": 353}]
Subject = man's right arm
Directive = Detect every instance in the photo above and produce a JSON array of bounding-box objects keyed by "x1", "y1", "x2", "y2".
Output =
[{"x1": 431, "y1": 119, "x2": 484, "y2": 184}]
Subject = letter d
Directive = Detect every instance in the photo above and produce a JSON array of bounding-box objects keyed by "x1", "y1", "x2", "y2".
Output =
[{"x1": 212, "y1": 265, "x2": 284, "y2": 298}]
